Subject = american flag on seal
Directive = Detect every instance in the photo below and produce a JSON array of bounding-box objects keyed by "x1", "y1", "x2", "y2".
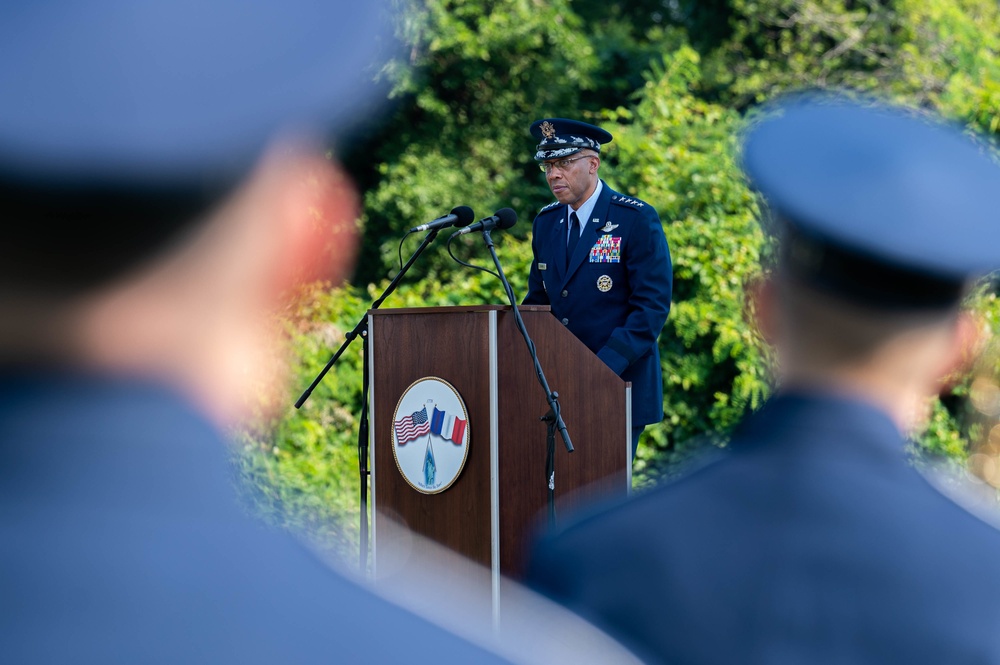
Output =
[{"x1": 394, "y1": 406, "x2": 430, "y2": 445}]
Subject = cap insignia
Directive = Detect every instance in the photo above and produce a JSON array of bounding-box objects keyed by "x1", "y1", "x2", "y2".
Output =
[{"x1": 540, "y1": 121, "x2": 556, "y2": 139}]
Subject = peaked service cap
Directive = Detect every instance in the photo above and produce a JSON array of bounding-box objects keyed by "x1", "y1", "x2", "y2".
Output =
[
  {"x1": 531, "y1": 118, "x2": 613, "y2": 161},
  {"x1": 742, "y1": 93, "x2": 1000, "y2": 308},
  {"x1": 0, "y1": 1, "x2": 399, "y2": 294},
  {"x1": 0, "y1": 0, "x2": 396, "y2": 189}
]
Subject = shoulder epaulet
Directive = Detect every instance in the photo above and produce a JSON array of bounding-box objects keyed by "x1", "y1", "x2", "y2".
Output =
[
  {"x1": 539, "y1": 200, "x2": 561, "y2": 213},
  {"x1": 609, "y1": 194, "x2": 648, "y2": 209}
]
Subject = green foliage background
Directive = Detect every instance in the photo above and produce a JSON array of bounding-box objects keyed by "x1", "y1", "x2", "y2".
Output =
[{"x1": 235, "y1": 0, "x2": 1000, "y2": 558}]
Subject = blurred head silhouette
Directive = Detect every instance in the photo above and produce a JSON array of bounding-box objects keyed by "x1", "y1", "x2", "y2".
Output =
[
  {"x1": 743, "y1": 95, "x2": 999, "y2": 430},
  {"x1": 0, "y1": 1, "x2": 394, "y2": 423}
]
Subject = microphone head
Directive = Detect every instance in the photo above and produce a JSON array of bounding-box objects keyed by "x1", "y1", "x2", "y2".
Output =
[
  {"x1": 493, "y1": 207, "x2": 517, "y2": 230},
  {"x1": 451, "y1": 205, "x2": 475, "y2": 228}
]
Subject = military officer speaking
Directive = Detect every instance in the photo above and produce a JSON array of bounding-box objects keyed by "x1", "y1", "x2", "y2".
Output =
[{"x1": 522, "y1": 118, "x2": 672, "y2": 457}]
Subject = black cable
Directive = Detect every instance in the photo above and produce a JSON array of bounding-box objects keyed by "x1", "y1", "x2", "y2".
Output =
[{"x1": 446, "y1": 233, "x2": 501, "y2": 281}]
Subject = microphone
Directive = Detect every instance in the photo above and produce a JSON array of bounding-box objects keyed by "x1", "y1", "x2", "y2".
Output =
[
  {"x1": 408, "y1": 206, "x2": 475, "y2": 233},
  {"x1": 450, "y1": 208, "x2": 517, "y2": 237}
]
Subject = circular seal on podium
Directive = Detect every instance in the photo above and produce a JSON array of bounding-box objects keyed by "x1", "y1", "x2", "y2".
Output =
[{"x1": 391, "y1": 377, "x2": 470, "y2": 494}]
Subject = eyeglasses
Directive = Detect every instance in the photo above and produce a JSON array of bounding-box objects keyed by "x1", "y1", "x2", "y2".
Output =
[{"x1": 539, "y1": 155, "x2": 592, "y2": 173}]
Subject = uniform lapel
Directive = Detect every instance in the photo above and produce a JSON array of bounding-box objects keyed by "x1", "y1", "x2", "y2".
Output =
[{"x1": 546, "y1": 204, "x2": 568, "y2": 284}]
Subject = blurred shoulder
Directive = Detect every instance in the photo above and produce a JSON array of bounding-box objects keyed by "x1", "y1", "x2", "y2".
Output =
[{"x1": 539, "y1": 445, "x2": 730, "y2": 546}]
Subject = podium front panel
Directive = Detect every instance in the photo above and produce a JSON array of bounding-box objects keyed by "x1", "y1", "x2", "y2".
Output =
[{"x1": 370, "y1": 308, "x2": 494, "y2": 570}]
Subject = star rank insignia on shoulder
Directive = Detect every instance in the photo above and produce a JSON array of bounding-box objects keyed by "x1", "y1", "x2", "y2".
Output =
[
  {"x1": 611, "y1": 194, "x2": 645, "y2": 208},
  {"x1": 539, "y1": 201, "x2": 561, "y2": 212}
]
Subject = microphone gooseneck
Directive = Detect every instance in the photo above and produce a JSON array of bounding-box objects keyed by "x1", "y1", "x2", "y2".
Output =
[
  {"x1": 451, "y1": 207, "x2": 518, "y2": 237},
  {"x1": 409, "y1": 205, "x2": 476, "y2": 233}
]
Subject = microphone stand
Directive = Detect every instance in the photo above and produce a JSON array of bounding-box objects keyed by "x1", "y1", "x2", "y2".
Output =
[
  {"x1": 294, "y1": 227, "x2": 443, "y2": 571},
  {"x1": 480, "y1": 228, "x2": 572, "y2": 527}
]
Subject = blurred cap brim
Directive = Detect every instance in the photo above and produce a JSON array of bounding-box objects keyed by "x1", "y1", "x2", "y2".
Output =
[
  {"x1": 0, "y1": 1, "x2": 398, "y2": 188},
  {"x1": 741, "y1": 93, "x2": 1000, "y2": 283}
]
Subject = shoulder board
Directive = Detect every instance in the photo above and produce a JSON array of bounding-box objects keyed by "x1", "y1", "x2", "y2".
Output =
[
  {"x1": 609, "y1": 194, "x2": 648, "y2": 209},
  {"x1": 539, "y1": 200, "x2": 561, "y2": 213}
]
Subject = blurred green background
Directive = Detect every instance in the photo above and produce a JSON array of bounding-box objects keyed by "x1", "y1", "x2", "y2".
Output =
[{"x1": 233, "y1": 0, "x2": 1000, "y2": 562}]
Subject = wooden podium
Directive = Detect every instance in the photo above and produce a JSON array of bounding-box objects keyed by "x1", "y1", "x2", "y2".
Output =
[{"x1": 368, "y1": 305, "x2": 630, "y2": 604}]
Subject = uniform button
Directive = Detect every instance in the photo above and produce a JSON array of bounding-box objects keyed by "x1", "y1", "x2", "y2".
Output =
[
  {"x1": 561, "y1": 290, "x2": 568, "y2": 297},
  {"x1": 561, "y1": 318, "x2": 569, "y2": 325}
]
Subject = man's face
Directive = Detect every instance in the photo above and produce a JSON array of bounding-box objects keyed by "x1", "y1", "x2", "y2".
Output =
[{"x1": 543, "y1": 151, "x2": 598, "y2": 209}]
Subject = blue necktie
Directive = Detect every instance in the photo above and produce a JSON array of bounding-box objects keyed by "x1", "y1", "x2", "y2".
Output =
[{"x1": 566, "y1": 211, "x2": 580, "y2": 268}]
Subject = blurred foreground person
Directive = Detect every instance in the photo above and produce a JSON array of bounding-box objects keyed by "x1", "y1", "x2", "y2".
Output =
[
  {"x1": 527, "y1": 94, "x2": 1000, "y2": 664},
  {"x1": 0, "y1": 3, "x2": 639, "y2": 663}
]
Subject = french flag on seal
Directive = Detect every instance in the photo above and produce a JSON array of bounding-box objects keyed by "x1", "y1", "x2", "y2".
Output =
[{"x1": 430, "y1": 407, "x2": 467, "y2": 445}]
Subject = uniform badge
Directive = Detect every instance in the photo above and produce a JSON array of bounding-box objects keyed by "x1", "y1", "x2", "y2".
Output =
[
  {"x1": 540, "y1": 121, "x2": 556, "y2": 138},
  {"x1": 600, "y1": 221, "x2": 618, "y2": 232},
  {"x1": 538, "y1": 262, "x2": 547, "y2": 271},
  {"x1": 597, "y1": 275, "x2": 613, "y2": 292}
]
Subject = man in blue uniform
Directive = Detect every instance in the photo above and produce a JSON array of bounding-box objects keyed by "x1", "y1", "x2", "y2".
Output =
[
  {"x1": 526, "y1": 95, "x2": 1000, "y2": 663},
  {"x1": 522, "y1": 118, "x2": 672, "y2": 457}
]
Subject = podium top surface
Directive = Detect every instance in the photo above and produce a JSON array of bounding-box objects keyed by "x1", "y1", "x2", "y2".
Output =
[{"x1": 368, "y1": 304, "x2": 551, "y2": 316}]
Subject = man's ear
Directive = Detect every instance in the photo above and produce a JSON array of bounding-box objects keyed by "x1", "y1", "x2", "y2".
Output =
[
  {"x1": 264, "y1": 151, "x2": 360, "y2": 300},
  {"x1": 746, "y1": 272, "x2": 779, "y2": 347},
  {"x1": 938, "y1": 311, "x2": 985, "y2": 393}
]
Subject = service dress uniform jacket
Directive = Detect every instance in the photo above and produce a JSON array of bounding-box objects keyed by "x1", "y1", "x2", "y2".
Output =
[
  {"x1": 522, "y1": 181, "x2": 672, "y2": 428},
  {"x1": 0, "y1": 373, "x2": 517, "y2": 664},
  {"x1": 527, "y1": 392, "x2": 1000, "y2": 664}
]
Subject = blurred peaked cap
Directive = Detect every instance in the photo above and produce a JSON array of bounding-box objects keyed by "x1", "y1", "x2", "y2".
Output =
[
  {"x1": 0, "y1": 0, "x2": 398, "y2": 188},
  {"x1": 531, "y1": 118, "x2": 612, "y2": 161},
  {"x1": 742, "y1": 93, "x2": 1000, "y2": 308}
]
